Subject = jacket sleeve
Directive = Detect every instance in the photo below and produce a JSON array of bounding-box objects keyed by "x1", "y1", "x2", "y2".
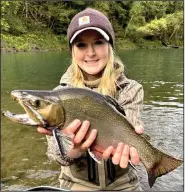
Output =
[
  {"x1": 117, "y1": 80, "x2": 144, "y2": 128},
  {"x1": 46, "y1": 134, "x2": 76, "y2": 166}
]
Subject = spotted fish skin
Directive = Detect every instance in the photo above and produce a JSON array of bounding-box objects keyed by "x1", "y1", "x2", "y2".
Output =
[{"x1": 2, "y1": 87, "x2": 183, "y2": 187}]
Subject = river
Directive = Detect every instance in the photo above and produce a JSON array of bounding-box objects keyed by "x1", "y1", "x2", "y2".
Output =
[{"x1": 1, "y1": 49, "x2": 183, "y2": 191}]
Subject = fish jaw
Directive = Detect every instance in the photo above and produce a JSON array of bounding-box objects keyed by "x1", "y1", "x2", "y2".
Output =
[
  {"x1": 3, "y1": 91, "x2": 49, "y2": 127},
  {"x1": 2, "y1": 98, "x2": 47, "y2": 127},
  {"x1": 19, "y1": 99, "x2": 47, "y2": 126},
  {"x1": 11, "y1": 90, "x2": 22, "y2": 101},
  {"x1": 3, "y1": 90, "x2": 65, "y2": 128},
  {"x1": 10, "y1": 90, "x2": 49, "y2": 127},
  {"x1": 2, "y1": 111, "x2": 39, "y2": 126}
]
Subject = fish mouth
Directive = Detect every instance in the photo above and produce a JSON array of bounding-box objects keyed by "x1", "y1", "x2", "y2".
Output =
[
  {"x1": 2, "y1": 97, "x2": 47, "y2": 127},
  {"x1": 11, "y1": 90, "x2": 21, "y2": 101},
  {"x1": 2, "y1": 111, "x2": 39, "y2": 126}
]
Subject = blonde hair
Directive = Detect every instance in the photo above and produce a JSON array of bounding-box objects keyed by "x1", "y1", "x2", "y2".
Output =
[{"x1": 71, "y1": 44, "x2": 124, "y2": 97}]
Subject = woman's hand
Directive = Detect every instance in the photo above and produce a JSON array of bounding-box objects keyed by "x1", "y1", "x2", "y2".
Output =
[
  {"x1": 37, "y1": 119, "x2": 97, "y2": 159},
  {"x1": 102, "y1": 125, "x2": 144, "y2": 168},
  {"x1": 37, "y1": 122, "x2": 144, "y2": 168},
  {"x1": 61, "y1": 119, "x2": 97, "y2": 158},
  {"x1": 37, "y1": 127, "x2": 53, "y2": 135}
]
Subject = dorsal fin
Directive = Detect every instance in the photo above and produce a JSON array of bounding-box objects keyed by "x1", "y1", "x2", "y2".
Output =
[{"x1": 104, "y1": 95, "x2": 126, "y2": 116}]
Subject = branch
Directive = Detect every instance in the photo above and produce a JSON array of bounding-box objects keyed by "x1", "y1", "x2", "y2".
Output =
[
  {"x1": 169, "y1": 20, "x2": 183, "y2": 40},
  {"x1": 28, "y1": 9, "x2": 39, "y2": 22}
]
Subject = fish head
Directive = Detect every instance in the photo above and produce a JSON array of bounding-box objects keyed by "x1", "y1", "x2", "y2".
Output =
[{"x1": 3, "y1": 90, "x2": 65, "y2": 128}]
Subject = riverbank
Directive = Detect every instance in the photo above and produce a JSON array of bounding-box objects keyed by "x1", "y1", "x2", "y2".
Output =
[{"x1": 1, "y1": 32, "x2": 183, "y2": 53}]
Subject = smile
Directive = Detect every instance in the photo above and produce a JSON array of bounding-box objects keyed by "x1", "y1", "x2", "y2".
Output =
[{"x1": 85, "y1": 60, "x2": 99, "y2": 64}]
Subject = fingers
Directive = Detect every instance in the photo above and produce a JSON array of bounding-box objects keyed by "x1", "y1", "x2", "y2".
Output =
[
  {"x1": 63, "y1": 119, "x2": 81, "y2": 134},
  {"x1": 73, "y1": 120, "x2": 90, "y2": 144},
  {"x1": 65, "y1": 120, "x2": 98, "y2": 158},
  {"x1": 120, "y1": 145, "x2": 129, "y2": 168},
  {"x1": 81, "y1": 129, "x2": 97, "y2": 150},
  {"x1": 130, "y1": 147, "x2": 140, "y2": 165},
  {"x1": 102, "y1": 146, "x2": 114, "y2": 160},
  {"x1": 64, "y1": 119, "x2": 97, "y2": 150},
  {"x1": 111, "y1": 144, "x2": 140, "y2": 168},
  {"x1": 112, "y1": 143, "x2": 124, "y2": 165},
  {"x1": 37, "y1": 127, "x2": 52, "y2": 136},
  {"x1": 37, "y1": 119, "x2": 82, "y2": 136},
  {"x1": 135, "y1": 125, "x2": 144, "y2": 134}
]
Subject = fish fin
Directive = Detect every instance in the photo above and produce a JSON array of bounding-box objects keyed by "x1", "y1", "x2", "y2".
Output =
[
  {"x1": 146, "y1": 152, "x2": 183, "y2": 188},
  {"x1": 88, "y1": 148, "x2": 102, "y2": 164},
  {"x1": 141, "y1": 133, "x2": 151, "y2": 141},
  {"x1": 52, "y1": 128, "x2": 74, "y2": 157},
  {"x1": 104, "y1": 95, "x2": 126, "y2": 116}
]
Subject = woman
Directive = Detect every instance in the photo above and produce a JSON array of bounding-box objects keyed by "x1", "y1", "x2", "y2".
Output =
[{"x1": 38, "y1": 8, "x2": 144, "y2": 191}]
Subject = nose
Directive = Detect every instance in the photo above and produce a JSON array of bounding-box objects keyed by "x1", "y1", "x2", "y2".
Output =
[{"x1": 86, "y1": 44, "x2": 95, "y2": 57}]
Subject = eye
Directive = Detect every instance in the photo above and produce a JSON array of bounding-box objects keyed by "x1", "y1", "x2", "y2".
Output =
[
  {"x1": 94, "y1": 39, "x2": 106, "y2": 45},
  {"x1": 34, "y1": 100, "x2": 40, "y2": 107},
  {"x1": 76, "y1": 42, "x2": 86, "y2": 48}
]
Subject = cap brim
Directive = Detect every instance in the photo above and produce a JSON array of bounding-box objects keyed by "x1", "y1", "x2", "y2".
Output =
[{"x1": 70, "y1": 27, "x2": 109, "y2": 44}]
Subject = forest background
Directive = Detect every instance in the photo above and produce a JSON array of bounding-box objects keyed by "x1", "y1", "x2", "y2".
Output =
[{"x1": 1, "y1": 1, "x2": 184, "y2": 52}]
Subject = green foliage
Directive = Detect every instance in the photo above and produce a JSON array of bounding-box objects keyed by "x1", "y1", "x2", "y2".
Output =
[
  {"x1": 116, "y1": 38, "x2": 137, "y2": 50},
  {"x1": 123, "y1": 1, "x2": 183, "y2": 45},
  {"x1": 1, "y1": 1, "x2": 184, "y2": 51},
  {"x1": 138, "y1": 18, "x2": 167, "y2": 36},
  {"x1": 137, "y1": 11, "x2": 183, "y2": 44},
  {"x1": 1, "y1": 1, "x2": 27, "y2": 35},
  {"x1": 2, "y1": 32, "x2": 65, "y2": 51},
  {"x1": 90, "y1": 1, "x2": 110, "y2": 16},
  {"x1": 135, "y1": 38, "x2": 162, "y2": 49},
  {"x1": 1, "y1": 2, "x2": 10, "y2": 31}
]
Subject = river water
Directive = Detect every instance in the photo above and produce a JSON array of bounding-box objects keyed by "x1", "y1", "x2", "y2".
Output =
[{"x1": 1, "y1": 49, "x2": 183, "y2": 191}]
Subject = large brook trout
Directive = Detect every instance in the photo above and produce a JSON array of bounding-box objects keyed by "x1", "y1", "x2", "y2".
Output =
[{"x1": 2, "y1": 87, "x2": 183, "y2": 187}]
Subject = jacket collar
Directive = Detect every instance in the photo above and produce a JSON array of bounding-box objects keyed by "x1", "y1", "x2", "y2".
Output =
[{"x1": 60, "y1": 64, "x2": 130, "y2": 89}]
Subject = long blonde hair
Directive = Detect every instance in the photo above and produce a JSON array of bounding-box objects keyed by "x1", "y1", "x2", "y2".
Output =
[{"x1": 71, "y1": 44, "x2": 124, "y2": 97}]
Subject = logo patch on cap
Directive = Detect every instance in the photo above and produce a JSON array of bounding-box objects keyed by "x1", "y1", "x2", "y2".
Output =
[{"x1": 79, "y1": 16, "x2": 90, "y2": 26}]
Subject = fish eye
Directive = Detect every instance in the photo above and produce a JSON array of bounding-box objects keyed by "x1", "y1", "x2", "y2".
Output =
[{"x1": 34, "y1": 100, "x2": 40, "y2": 107}]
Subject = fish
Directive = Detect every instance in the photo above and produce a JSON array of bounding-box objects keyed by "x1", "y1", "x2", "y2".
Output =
[{"x1": 2, "y1": 87, "x2": 183, "y2": 188}]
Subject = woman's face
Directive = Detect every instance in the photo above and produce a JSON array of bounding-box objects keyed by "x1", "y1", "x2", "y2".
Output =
[{"x1": 72, "y1": 30, "x2": 109, "y2": 80}]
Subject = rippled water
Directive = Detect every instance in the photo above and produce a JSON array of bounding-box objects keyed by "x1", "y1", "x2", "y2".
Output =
[
  {"x1": 139, "y1": 106, "x2": 183, "y2": 191},
  {"x1": 1, "y1": 49, "x2": 183, "y2": 191}
]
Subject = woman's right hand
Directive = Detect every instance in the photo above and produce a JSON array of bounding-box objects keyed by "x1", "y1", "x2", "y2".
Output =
[
  {"x1": 37, "y1": 121, "x2": 142, "y2": 167},
  {"x1": 37, "y1": 119, "x2": 97, "y2": 159}
]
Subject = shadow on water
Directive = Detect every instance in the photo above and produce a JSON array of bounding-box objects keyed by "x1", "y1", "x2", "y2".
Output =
[{"x1": 1, "y1": 49, "x2": 183, "y2": 191}]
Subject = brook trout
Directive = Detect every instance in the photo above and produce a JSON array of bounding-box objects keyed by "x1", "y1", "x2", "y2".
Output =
[{"x1": 2, "y1": 87, "x2": 183, "y2": 187}]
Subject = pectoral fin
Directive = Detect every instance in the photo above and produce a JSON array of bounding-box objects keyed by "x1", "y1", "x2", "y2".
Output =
[{"x1": 53, "y1": 128, "x2": 74, "y2": 157}]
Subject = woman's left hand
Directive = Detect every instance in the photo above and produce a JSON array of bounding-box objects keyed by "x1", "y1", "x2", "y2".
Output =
[{"x1": 102, "y1": 125, "x2": 144, "y2": 168}]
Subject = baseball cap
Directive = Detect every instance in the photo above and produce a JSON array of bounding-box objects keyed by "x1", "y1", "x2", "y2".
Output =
[{"x1": 67, "y1": 8, "x2": 115, "y2": 48}]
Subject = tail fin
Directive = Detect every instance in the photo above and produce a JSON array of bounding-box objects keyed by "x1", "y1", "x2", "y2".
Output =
[{"x1": 146, "y1": 152, "x2": 183, "y2": 188}]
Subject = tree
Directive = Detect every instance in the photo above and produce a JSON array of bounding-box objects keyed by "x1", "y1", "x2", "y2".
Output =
[{"x1": 137, "y1": 11, "x2": 183, "y2": 45}]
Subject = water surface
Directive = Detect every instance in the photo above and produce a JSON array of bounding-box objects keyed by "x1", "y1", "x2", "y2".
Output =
[{"x1": 1, "y1": 49, "x2": 183, "y2": 191}]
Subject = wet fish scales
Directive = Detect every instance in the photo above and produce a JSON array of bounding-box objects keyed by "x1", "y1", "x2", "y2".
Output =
[{"x1": 2, "y1": 87, "x2": 183, "y2": 187}]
